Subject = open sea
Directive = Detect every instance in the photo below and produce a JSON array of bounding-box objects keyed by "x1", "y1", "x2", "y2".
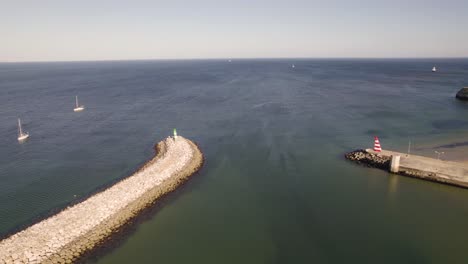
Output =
[{"x1": 1, "y1": 59, "x2": 468, "y2": 263}]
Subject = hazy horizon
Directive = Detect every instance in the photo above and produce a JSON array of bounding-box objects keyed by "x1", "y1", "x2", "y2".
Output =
[
  {"x1": 2, "y1": 57, "x2": 468, "y2": 64},
  {"x1": 2, "y1": 0, "x2": 468, "y2": 62}
]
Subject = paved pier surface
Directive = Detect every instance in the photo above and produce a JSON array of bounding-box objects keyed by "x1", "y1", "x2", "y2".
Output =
[
  {"x1": 366, "y1": 149, "x2": 468, "y2": 187},
  {"x1": 0, "y1": 136, "x2": 203, "y2": 264}
]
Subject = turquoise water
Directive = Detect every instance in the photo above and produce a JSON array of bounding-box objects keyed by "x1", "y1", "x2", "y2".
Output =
[{"x1": 1, "y1": 59, "x2": 468, "y2": 263}]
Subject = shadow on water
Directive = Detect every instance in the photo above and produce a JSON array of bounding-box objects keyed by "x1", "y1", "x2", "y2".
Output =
[{"x1": 432, "y1": 120, "x2": 468, "y2": 130}]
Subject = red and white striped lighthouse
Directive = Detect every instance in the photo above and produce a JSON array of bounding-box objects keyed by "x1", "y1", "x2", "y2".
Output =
[{"x1": 374, "y1": 136, "x2": 382, "y2": 152}]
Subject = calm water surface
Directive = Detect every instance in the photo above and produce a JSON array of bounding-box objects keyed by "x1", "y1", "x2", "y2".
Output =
[{"x1": 1, "y1": 59, "x2": 468, "y2": 263}]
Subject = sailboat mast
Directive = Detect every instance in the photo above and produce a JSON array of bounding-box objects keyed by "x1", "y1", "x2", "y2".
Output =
[
  {"x1": 75, "y1": 96, "x2": 79, "y2": 108},
  {"x1": 18, "y1": 118, "x2": 22, "y2": 136}
]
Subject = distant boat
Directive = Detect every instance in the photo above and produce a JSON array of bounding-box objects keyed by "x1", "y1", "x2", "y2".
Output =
[
  {"x1": 292, "y1": 64, "x2": 295, "y2": 68},
  {"x1": 432, "y1": 66, "x2": 437, "y2": 72},
  {"x1": 17, "y1": 118, "x2": 29, "y2": 141},
  {"x1": 73, "y1": 96, "x2": 85, "y2": 112}
]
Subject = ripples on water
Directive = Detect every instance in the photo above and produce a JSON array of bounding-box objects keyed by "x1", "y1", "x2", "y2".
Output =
[{"x1": 0, "y1": 59, "x2": 468, "y2": 263}]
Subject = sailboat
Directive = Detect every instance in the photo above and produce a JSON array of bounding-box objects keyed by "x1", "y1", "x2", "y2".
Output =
[
  {"x1": 17, "y1": 118, "x2": 29, "y2": 141},
  {"x1": 73, "y1": 96, "x2": 85, "y2": 112},
  {"x1": 432, "y1": 66, "x2": 437, "y2": 72}
]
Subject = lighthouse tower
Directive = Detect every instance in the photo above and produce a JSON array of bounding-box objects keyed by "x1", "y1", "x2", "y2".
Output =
[{"x1": 374, "y1": 136, "x2": 382, "y2": 152}]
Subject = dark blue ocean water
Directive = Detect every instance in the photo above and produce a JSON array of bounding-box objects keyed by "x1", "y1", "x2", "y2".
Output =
[{"x1": 1, "y1": 59, "x2": 468, "y2": 263}]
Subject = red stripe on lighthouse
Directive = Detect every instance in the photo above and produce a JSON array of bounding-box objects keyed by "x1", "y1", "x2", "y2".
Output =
[{"x1": 374, "y1": 136, "x2": 382, "y2": 152}]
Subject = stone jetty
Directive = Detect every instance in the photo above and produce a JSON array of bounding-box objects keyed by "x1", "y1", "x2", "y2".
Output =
[
  {"x1": 456, "y1": 87, "x2": 468, "y2": 100},
  {"x1": 346, "y1": 149, "x2": 468, "y2": 188},
  {"x1": 0, "y1": 136, "x2": 203, "y2": 264},
  {"x1": 345, "y1": 149, "x2": 391, "y2": 170}
]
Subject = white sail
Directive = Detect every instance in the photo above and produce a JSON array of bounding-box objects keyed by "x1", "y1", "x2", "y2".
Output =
[{"x1": 18, "y1": 118, "x2": 22, "y2": 136}]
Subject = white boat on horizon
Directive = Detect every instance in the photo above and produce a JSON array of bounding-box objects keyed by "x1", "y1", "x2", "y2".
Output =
[
  {"x1": 432, "y1": 66, "x2": 437, "y2": 72},
  {"x1": 17, "y1": 118, "x2": 29, "y2": 141},
  {"x1": 73, "y1": 96, "x2": 85, "y2": 112}
]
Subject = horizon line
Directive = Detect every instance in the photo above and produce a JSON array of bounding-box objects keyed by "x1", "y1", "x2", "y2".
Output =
[{"x1": 1, "y1": 56, "x2": 468, "y2": 64}]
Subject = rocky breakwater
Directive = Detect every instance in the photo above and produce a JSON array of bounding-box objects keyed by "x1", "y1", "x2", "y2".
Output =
[
  {"x1": 456, "y1": 87, "x2": 468, "y2": 101},
  {"x1": 344, "y1": 149, "x2": 391, "y2": 170},
  {"x1": 0, "y1": 136, "x2": 203, "y2": 264}
]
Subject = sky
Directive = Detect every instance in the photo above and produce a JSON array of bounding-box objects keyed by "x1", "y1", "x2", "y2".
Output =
[{"x1": 1, "y1": 0, "x2": 468, "y2": 62}]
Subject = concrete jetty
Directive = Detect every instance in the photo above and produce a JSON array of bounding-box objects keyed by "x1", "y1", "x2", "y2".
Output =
[
  {"x1": 346, "y1": 149, "x2": 468, "y2": 188},
  {"x1": 0, "y1": 136, "x2": 203, "y2": 264}
]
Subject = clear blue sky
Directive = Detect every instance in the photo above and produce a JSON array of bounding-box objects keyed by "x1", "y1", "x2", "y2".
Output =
[{"x1": 2, "y1": 0, "x2": 467, "y2": 62}]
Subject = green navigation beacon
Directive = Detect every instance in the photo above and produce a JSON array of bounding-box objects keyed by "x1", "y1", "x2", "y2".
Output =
[{"x1": 173, "y1": 128, "x2": 178, "y2": 140}]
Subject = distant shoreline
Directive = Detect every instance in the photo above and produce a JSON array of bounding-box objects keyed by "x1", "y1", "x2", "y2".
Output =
[{"x1": 1, "y1": 57, "x2": 468, "y2": 64}]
